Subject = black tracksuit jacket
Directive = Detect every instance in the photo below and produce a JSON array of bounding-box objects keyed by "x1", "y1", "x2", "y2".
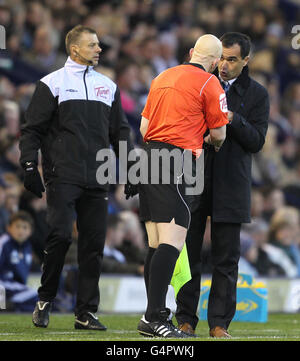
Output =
[{"x1": 19, "y1": 57, "x2": 134, "y2": 190}]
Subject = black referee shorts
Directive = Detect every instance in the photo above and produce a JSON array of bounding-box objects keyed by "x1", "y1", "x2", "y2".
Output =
[{"x1": 139, "y1": 141, "x2": 192, "y2": 229}]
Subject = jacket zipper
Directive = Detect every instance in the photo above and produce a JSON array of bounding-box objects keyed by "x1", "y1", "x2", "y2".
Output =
[
  {"x1": 83, "y1": 66, "x2": 89, "y2": 100},
  {"x1": 83, "y1": 66, "x2": 89, "y2": 186}
]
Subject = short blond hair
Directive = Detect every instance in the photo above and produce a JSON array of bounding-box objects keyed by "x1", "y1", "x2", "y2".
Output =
[{"x1": 65, "y1": 25, "x2": 96, "y2": 55}]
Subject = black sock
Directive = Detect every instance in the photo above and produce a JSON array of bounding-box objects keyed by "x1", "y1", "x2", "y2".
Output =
[
  {"x1": 145, "y1": 243, "x2": 179, "y2": 322},
  {"x1": 144, "y1": 247, "x2": 156, "y2": 296}
]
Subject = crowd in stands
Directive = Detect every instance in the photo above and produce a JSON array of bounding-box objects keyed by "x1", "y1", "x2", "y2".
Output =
[{"x1": 0, "y1": 0, "x2": 300, "y2": 310}]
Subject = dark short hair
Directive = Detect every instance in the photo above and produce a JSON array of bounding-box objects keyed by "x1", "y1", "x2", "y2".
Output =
[
  {"x1": 220, "y1": 32, "x2": 251, "y2": 59},
  {"x1": 65, "y1": 25, "x2": 96, "y2": 55},
  {"x1": 9, "y1": 211, "x2": 34, "y2": 229}
]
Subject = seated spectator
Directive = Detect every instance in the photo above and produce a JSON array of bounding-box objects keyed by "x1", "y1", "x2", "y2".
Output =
[
  {"x1": 115, "y1": 60, "x2": 144, "y2": 139},
  {"x1": 2, "y1": 174, "x2": 23, "y2": 217},
  {"x1": 19, "y1": 190, "x2": 49, "y2": 271},
  {"x1": 255, "y1": 123, "x2": 299, "y2": 188},
  {"x1": 102, "y1": 213, "x2": 144, "y2": 275},
  {"x1": 2, "y1": 100, "x2": 20, "y2": 138},
  {"x1": 280, "y1": 136, "x2": 299, "y2": 171},
  {"x1": 0, "y1": 139, "x2": 23, "y2": 179},
  {"x1": 113, "y1": 183, "x2": 140, "y2": 212},
  {"x1": 251, "y1": 189, "x2": 265, "y2": 219},
  {"x1": 152, "y1": 31, "x2": 179, "y2": 75},
  {"x1": 138, "y1": 36, "x2": 160, "y2": 78},
  {"x1": 262, "y1": 187, "x2": 286, "y2": 222},
  {"x1": 243, "y1": 219, "x2": 285, "y2": 277},
  {"x1": 264, "y1": 206, "x2": 300, "y2": 277},
  {"x1": 287, "y1": 106, "x2": 300, "y2": 140},
  {"x1": 238, "y1": 233, "x2": 259, "y2": 277},
  {"x1": 23, "y1": 25, "x2": 66, "y2": 73},
  {"x1": 119, "y1": 210, "x2": 146, "y2": 251},
  {"x1": 0, "y1": 211, "x2": 38, "y2": 311},
  {"x1": 0, "y1": 179, "x2": 9, "y2": 235}
]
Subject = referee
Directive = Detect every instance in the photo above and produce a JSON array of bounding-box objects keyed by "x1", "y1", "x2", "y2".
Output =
[
  {"x1": 137, "y1": 34, "x2": 228, "y2": 338},
  {"x1": 19, "y1": 25, "x2": 137, "y2": 330}
]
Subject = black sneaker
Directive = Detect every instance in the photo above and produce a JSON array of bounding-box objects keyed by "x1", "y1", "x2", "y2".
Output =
[
  {"x1": 137, "y1": 308, "x2": 191, "y2": 338},
  {"x1": 74, "y1": 312, "x2": 107, "y2": 331},
  {"x1": 32, "y1": 301, "x2": 52, "y2": 328}
]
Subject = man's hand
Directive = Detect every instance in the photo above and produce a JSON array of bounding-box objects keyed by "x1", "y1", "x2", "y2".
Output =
[
  {"x1": 23, "y1": 162, "x2": 45, "y2": 198},
  {"x1": 228, "y1": 111, "x2": 234, "y2": 123},
  {"x1": 204, "y1": 134, "x2": 211, "y2": 145},
  {"x1": 124, "y1": 182, "x2": 139, "y2": 200},
  {"x1": 204, "y1": 135, "x2": 221, "y2": 152}
]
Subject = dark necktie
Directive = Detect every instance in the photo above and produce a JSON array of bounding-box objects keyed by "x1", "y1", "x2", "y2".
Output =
[{"x1": 221, "y1": 81, "x2": 230, "y2": 93}]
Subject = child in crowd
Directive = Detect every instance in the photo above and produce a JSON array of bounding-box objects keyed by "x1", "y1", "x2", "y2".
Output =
[{"x1": 0, "y1": 211, "x2": 38, "y2": 311}]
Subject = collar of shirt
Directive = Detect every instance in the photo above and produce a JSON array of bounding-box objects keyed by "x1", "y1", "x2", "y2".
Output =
[
  {"x1": 183, "y1": 62, "x2": 206, "y2": 71},
  {"x1": 219, "y1": 76, "x2": 237, "y2": 88},
  {"x1": 64, "y1": 56, "x2": 94, "y2": 73}
]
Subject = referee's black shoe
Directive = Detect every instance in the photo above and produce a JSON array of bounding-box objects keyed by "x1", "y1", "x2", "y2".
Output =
[
  {"x1": 74, "y1": 312, "x2": 107, "y2": 331},
  {"x1": 137, "y1": 308, "x2": 191, "y2": 338},
  {"x1": 32, "y1": 301, "x2": 52, "y2": 328}
]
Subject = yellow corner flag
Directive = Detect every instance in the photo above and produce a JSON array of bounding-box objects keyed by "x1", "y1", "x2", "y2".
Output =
[{"x1": 170, "y1": 243, "x2": 191, "y2": 299}]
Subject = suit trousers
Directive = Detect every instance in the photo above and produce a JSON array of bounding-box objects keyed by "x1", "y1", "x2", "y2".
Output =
[
  {"x1": 175, "y1": 205, "x2": 241, "y2": 330},
  {"x1": 38, "y1": 183, "x2": 108, "y2": 316}
]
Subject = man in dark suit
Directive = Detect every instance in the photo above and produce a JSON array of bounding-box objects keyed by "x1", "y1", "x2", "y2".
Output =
[{"x1": 175, "y1": 32, "x2": 270, "y2": 338}]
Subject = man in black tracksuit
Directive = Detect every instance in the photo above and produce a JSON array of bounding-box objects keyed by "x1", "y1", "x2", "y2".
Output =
[
  {"x1": 175, "y1": 33, "x2": 269, "y2": 337},
  {"x1": 19, "y1": 25, "x2": 136, "y2": 330}
]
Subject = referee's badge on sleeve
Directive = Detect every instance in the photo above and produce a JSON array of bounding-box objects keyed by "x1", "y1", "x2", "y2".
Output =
[{"x1": 219, "y1": 93, "x2": 228, "y2": 113}]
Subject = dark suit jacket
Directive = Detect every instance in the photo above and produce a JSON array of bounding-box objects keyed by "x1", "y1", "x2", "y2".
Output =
[{"x1": 198, "y1": 66, "x2": 269, "y2": 223}]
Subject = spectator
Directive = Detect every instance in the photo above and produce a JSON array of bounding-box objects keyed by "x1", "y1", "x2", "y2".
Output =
[
  {"x1": 113, "y1": 183, "x2": 140, "y2": 212},
  {"x1": 262, "y1": 187, "x2": 286, "y2": 222},
  {"x1": 2, "y1": 100, "x2": 20, "y2": 138},
  {"x1": 4, "y1": 177, "x2": 22, "y2": 216},
  {"x1": 0, "y1": 211, "x2": 38, "y2": 311},
  {"x1": 0, "y1": 139, "x2": 22, "y2": 178},
  {"x1": 118, "y1": 210, "x2": 147, "y2": 266},
  {"x1": 152, "y1": 32, "x2": 179, "y2": 75},
  {"x1": 0, "y1": 179, "x2": 9, "y2": 235},
  {"x1": 119, "y1": 210, "x2": 146, "y2": 251},
  {"x1": 138, "y1": 36, "x2": 160, "y2": 78},
  {"x1": 264, "y1": 206, "x2": 300, "y2": 277},
  {"x1": 243, "y1": 218, "x2": 286, "y2": 276},
  {"x1": 251, "y1": 189, "x2": 265, "y2": 219},
  {"x1": 22, "y1": 1, "x2": 49, "y2": 50},
  {"x1": 23, "y1": 25, "x2": 66, "y2": 72},
  {"x1": 238, "y1": 233, "x2": 259, "y2": 277},
  {"x1": 0, "y1": 5, "x2": 13, "y2": 39},
  {"x1": 115, "y1": 60, "x2": 143, "y2": 137},
  {"x1": 288, "y1": 106, "x2": 300, "y2": 140},
  {"x1": 19, "y1": 190, "x2": 48, "y2": 271},
  {"x1": 102, "y1": 213, "x2": 144, "y2": 275}
]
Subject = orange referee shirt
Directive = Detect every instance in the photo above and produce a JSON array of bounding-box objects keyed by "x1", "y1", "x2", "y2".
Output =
[{"x1": 142, "y1": 63, "x2": 228, "y2": 153}]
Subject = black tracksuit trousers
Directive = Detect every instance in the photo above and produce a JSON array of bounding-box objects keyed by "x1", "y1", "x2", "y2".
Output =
[{"x1": 38, "y1": 183, "x2": 108, "y2": 316}]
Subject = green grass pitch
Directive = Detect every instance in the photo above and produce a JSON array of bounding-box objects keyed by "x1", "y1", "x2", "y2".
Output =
[{"x1": 0, "y1": 313, "x2": 300, "y2": 341}]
